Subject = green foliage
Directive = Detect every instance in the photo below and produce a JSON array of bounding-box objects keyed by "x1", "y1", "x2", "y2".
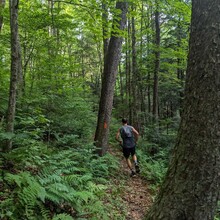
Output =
[
  {"x1": 215, "y1": 201, "x2": 220, "y2": 220},
  {"x1": 0, "y1": 0, "x2": 193, "y2": 218},
  {"x1": 53, "y1": 214, "x2": 73, "y2": 220},
  {"x1": 137, "y1": 120, "x2": 179, "y2": 185},
  {"x1": 0, "y1": 142, "x2": 123, "y2": 219}
]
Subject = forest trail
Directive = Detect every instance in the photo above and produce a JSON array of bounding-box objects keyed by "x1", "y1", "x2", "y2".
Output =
[{"x1": 108, "y1": 146, "x2": 153, "y2": 220}]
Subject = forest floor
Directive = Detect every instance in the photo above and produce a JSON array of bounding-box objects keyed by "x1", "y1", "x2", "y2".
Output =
[{"x1": 108, "y1": 146, "x2": 153, "y2": 220}]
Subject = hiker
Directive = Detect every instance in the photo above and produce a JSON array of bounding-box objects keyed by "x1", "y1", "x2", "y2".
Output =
[{"x1": 116, "y1": 118, "x2": 140, "y2": 177}]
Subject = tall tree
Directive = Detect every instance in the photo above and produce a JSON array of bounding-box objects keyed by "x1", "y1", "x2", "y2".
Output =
[
  {"x1": 131, "y1": 4, "x2": 138, "y2": 127},
  {"x1": 152, "y1": 0, "x2": 160, "y2": 120},
  {"x1": 102, "y1": 0, "x2": 109, "y2": 70},
  {"x1": 94, "y1": 0, "x2": 128, "y2": 156},
  {"x1": 146, "y1": 0, "x2": 220, "y2": 219},
  {"x1": 5, "y1": 0, "x2": 22, "y2": 151}
]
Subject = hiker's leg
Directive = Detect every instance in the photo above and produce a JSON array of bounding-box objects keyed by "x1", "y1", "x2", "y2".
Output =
[
  {"x1": 132, "y1": 154, "x2": 137, "y2": 164},
  {"x1": 123, "y1": 148, "x2": 132, "y2": 169},
  {"x1": 126, "y1": 158, "x2": 132, "y2": 170},
  {"x1": 131, "y1": 148, "x2": 140, "y2": 173},
  {"x1": 123, "y1": 148, "x2": 135, "y2": 176},
  {"x1": 131, "y1": 147, "x2": 137, "y2": 163}
]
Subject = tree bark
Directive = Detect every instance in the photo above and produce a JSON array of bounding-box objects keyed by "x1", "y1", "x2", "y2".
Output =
[
  {"x1": 146, "y1": 1, "x2": 220, "y2": 219},
  {"x1": 94, "y1": 1, "x2": 128, "y2": 156},
  {"x1": 5, "y1": 0, "x2": 21, "y2": 151}
]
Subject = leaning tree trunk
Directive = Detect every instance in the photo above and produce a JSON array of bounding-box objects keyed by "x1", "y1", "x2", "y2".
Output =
[
  {"x1": 94, "y1": 0, "x2": 128, "y2": 156},
  {"x1": 146, "y1": 1, "x2": 220, "y2": 219},
  {"x1": 5, "y1": 0, "x2": 21, "y2": 151}
]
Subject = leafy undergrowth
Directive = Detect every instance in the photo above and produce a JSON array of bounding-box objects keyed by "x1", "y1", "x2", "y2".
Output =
[{"x1": 0, "y1": 143, "x2": 129, "y2": 220}]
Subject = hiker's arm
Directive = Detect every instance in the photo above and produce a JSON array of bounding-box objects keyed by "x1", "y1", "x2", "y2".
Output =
[
  {"x1": 132, "y1": 127, "x2": 139, "y2": 142},
  {"x1": 116, "y1": 129, "x2": 122, "y2": 144}
]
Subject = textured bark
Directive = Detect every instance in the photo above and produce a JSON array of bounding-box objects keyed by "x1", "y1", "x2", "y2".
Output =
[
  {"x1": 0, "y1": 0, "x2": 5, "y2": 32},
  {"x1": 5, "y1": 0, "x2": 21, "y2": 151},
  {"x1": 146, "y1": 1, "x2": 220, "y2": 219},
  {"x1": 94, "y1": 1, "x2": 128, "y2": 156}
]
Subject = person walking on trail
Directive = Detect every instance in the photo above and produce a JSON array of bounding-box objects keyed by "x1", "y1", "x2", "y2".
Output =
[{"x1": 116, "y1": 118, "x2": 140, "y2": 177}]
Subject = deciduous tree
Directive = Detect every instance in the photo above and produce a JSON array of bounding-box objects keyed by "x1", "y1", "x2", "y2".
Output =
[
  {"x1": 94, "y1": 0, "x2": 128, "y2": 156},
  {"x1": 5, "y1": 0, "x2": 22, "y2": 151}
]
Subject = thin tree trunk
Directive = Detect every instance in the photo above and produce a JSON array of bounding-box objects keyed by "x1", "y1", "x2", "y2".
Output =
[
  {"x1": 127, "y1": 18, "x2": 133, "y2": 124},
  {"x1": 5, "y1": 0, "x2": 21, "y2": 151},
  {"x1": 177, "y1": 17, "x2": 185, "y2": 116},
  {"x1": 102, "y1": 0, "x2": 109, "y2": 73},
  {"x1": 131, "y1": 5, "x2": 138, "y2": 127},
  {"x1": 140, "y1": 0, "x2": 146, "y2": 116},
  {"x1": 119, "y1": 61, "x2": 124, "y2": 105},
  {"x1": 94, "y1": 1, "x2": 128, "y2": 156},
  {"x1": 152, "y1": 1, "x2": 160, "y2": 120},
  {"x1": 146, "y1": 1, "x2": 220, "y2": 219},
  {"x1": 147, "y1": 72, "x2": 151, "y2": 113},
  {"x1": 147, "y1": 6, "x2": 152, "y2": 115}
]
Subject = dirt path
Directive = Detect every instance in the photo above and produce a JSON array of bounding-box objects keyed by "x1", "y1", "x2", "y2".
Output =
[{"x1": 109, "y1": 147, "x2": 153, "y2": 220}]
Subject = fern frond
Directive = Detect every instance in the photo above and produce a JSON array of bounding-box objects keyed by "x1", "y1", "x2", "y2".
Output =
[
  {"x1": 52, "y1": 213, "x2": 73, "y2": 220},
  {"x1": 5, "y1": 173, "x2": 22, "y2": 187},
  {"x1": 74, "y1": 191, "x2": 95, "y2": 204},
  {"x1": 45, "y1": 184, "x2": 75, "y2": 204},
  {"x1": 63, "y1": 174, "x2": 79, "y2": 186},
  {"x1": 37, "y1": 201, "x2": 51, "y2": 220}
]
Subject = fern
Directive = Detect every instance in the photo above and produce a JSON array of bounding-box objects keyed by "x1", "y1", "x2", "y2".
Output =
[
  {"x1": 38, "y1": 202, "x2": 51, "y2": 220},
  {"x1": 53, "y1": 213, "x2": 73, "y2": 220},
  {"x1": 1, "y1": 142, "x2": 123, "y2": 219}
]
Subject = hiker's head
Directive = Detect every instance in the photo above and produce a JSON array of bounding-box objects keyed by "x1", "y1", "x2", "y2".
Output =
[{"x1": 122, "y1": 118, "x2": 128, "y2": 124}]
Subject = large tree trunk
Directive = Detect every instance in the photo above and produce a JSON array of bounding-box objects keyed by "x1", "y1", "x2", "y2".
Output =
[
  {"x1": 5, "y1": 0, "x2": 21, "y2": 151},
  {"x1": 146, "y1": 1, "x2": 220, "y2": 219},
  {"x1": 94, "y1": 1, "x2": 128, "y2": 156}
]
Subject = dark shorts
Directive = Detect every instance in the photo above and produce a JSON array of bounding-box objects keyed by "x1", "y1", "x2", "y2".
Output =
[{"x1": 123, "y1": 147, "x2": 136, "y2": 159}]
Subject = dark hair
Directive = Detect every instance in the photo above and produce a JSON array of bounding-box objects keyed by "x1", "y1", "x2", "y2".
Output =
[{"x1": 122, "y1": 118, "x2": 128, "y2": 124}]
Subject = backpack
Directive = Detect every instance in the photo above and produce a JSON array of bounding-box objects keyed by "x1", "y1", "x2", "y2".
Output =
[{"x1": 121, "y1": 126, "x2": 132, "y2": 138}]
